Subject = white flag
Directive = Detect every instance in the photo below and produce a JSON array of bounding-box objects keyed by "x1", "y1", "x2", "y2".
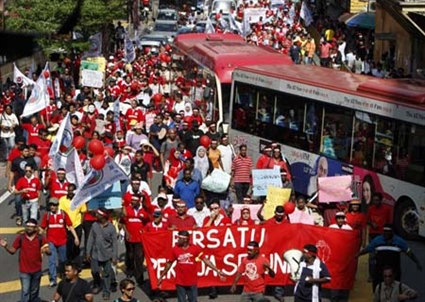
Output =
[
  {"x1": 300, "y1": 2, "x2": 313, "y2": 27},
  {"x1": 21, "y1": 74, "x2": 49, "y2": 117},
  {"x1": 228, "y1": 13, "x2": 242, "y2": 35},
  {"x1": 49, "y1": 113, "x2": 84, "y2": 187},
  {"x1": 124, "y1": 32, "x2": 136, "y2": 63},
  {"x1": 113, "y1": 97, "x2": 121, "y2": 132},
  {"x1": 13, "y1": 63, "x2": 35, "y2": 88},
  {"x1": 71, "y1": 156, "x2": 128, "y2": 210},
  {"x1": 242, "y1": 15, "x2": 252, "y2": 38},
  {"x1": 82, "y1": 32, "x2": 102, "y2": 59},
  {"x1": 205, "y1": 17, "x2": 216, "y2": 34}
]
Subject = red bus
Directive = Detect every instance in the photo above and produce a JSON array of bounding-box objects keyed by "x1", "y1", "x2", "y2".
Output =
[
  {"x1": 172, "y1": 33, "x2": 293, "y2": 131},
  {"x1": 230, "y1": 63, "x2": 425, "y2": 239}
]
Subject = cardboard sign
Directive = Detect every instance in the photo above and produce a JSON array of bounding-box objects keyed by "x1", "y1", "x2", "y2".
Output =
[
  {"x1": 265, "y1": 186, "x2": 291, "y2": 219},
  {"x1": 81, "y1": 69, "x2": 104, "y2": 88}
]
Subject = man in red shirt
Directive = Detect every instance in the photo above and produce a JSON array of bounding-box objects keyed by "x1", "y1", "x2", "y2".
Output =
[
  {"x1": 167, "y1": 201, "x2": 197, "y2": 231},
  {"x1": 44, "y1": 168, "x2": 69, "y2": 200},
  {"x1": 14, "y1": 164, "x2": 42, "y2": 223},
  {"x1": 32, "y1": 128, "x2": 51, "y2": 159},
  {"x1": 158, "y1": 230, "x2": 225, "y2": 302},
  {"x1": 0, "y1": 218, "x2": 51, "y2": 302},
  {"x1": 366, "y1": 192, "x2": 393, "y2": 281},
  {"x1": 21, "y1": 115, "x2": 45, "y2": 146},
  {"x1": 40, "y1": 198, "x2": 79, "y2": 287},
  {"x1": 121, "y1": 193, "x2": 151, "y2": 286},
  {"x1": 231, "y1": 241, "x2": 275, "y2": 301},
  {"x1": 144, "y1": 210, "x2": 169, "y2": 232},
  {"x1": 257, "y1": 205, "x2": 290, "y2": 225}
]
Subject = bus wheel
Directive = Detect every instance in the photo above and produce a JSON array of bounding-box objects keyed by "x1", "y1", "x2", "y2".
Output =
[{"x1": 394, "y1": 198, "x2": 419, "y2": 240}]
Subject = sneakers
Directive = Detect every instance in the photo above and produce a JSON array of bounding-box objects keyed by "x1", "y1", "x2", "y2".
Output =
[
  {"x1": 110, "y1": 282, "x2": 118, "y2": 292},
  {"x1": 102, "y1": 293, "x2": 110, "y2": 300},
  {"x1": 273, "y1": 295, "x2": 284, "y2": 302},
  {"x1": 49, "y1": 281, "x2": 57, "y2": 288},
  {"x1": 15, "y1": 217, "x2": 22, "y2": 226}
]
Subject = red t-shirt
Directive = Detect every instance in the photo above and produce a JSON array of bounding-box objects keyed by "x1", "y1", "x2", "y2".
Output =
[
  {"x1": 202, "y1": 215, "x2": 232, "y2": 227},
  {"x1": 238, "y1": 255, "x2": 270, "y2": 293},
  {"x1": 162, "y1": 207, "x2": 177, "y2": 220},
  {"x1": 40, "y1": 210, "x2": 73, "y2": 246},
  {"x1": 264, "y1": 217, "x2": 290, "y2": 226},
  {"x1": 49, "y1": 176, "x2": 69, "y2": 200},
  {"x1": 366, "y1": 204, "x2": 393, "y2": 235},
  {"x1": 33, "y1": 137, "x2": 51, "y2": 158},
  {"x1": 8, "y1": 147, "x2": 21, "y2": 162},
  {"x1": 12, "y1": 234, "x2": 48, "y2": 273},
  {"x1": 144, "y1": 221, "x2": 168, "y2": 232},
  {"x1": 15, "y1": 176, "x2": 42, "y2": 200},
  {"x1": 169, "y1": 244, "x2": 204, "y2": 286},
  {"x1": 346, "y1": 211, "x2": 367, "y2": 232},
  {"x1": 123, "y1": 206, "x2": 150, "y2": 242},
  {"x1": 167, "y1": 214, "x2": 197, "y2": 230},
  {"x1": 21, "y1": 123, "x2": 45, "y2": 145}
]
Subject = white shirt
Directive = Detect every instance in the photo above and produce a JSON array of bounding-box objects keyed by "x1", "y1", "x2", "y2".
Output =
[
  {"x1": 217, "y1": 144, "x2": 235, "y2": 174},
  {"x1": 329, "y1": 223, "x2": 353, "y2": 230},
  {"x1": 0, "y1": 112, "x2": 19, "y2": 138},
  {"x1": 126, "y1": 181, "x2": 152, "y2": 196},
  {"x1": 187, "y1": 206, "x2": 211, "y2": 227}
]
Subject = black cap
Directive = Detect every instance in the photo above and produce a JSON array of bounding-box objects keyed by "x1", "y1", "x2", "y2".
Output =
[
  {"x1": 178, "y1": 230, "x2": 190, "y2": 237},
  {"x1": 275, "y1": 205, "x2": 284, "y2": 213},
  {"x1": 303, "y1": 244, "x2": 318, "y2": 255}
]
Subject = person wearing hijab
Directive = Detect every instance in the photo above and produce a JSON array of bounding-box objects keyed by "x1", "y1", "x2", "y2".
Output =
[
  {"x1": 194, "y1": 146, "x2": 212, "y2": 179},
  {"x1": 163, "y1": 148, "x2": 184, "y2": 189},
  {"x1": 234, "y1": 206, "x2": 255, "y2": 226}
]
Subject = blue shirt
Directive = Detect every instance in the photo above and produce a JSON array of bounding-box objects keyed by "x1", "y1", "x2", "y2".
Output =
[
  {"x1": 174, "y1": 179, "x2": 200, "y2": 209},
  {"x1": 365, "y1": 234, "x2": 409, "y2": 254},
  {"x1": 177, "y1": 168, "x2": 203, "y2": 188}
]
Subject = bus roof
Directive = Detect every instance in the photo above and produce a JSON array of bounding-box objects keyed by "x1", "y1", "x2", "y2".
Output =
[
  {"x1": 233, "y1": 64, "x2": 425, "y2": 125},
  {"x1": 235, "y1": 64, "x2": 425, "y2": 105},
  {"x1": 173, "y1": 33, "x2": 293, "y2": 83}
]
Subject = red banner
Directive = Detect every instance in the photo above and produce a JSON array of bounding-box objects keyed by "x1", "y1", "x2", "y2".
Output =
[{"x1": 141, "y1": 224, "x2": 360, "y2": 290}]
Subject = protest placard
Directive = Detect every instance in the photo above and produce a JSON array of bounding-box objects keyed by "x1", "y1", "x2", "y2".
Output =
[
  {"x1": 81, "y1": 69, "x2": 104, "y2": 88},
  {"x1": 252, "y1": 169, "x2": 282, "y2": 196},
  {"x1": 264, "y1": 186, "x2": 291, "y2": 219},
  {"x1": 87, "y1": 181, "x2": 122, "y2": 210}
]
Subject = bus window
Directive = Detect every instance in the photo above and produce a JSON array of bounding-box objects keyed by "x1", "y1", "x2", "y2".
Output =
[
  {"x1": 257, "y1": 93, "x2": 274, "y2": 123},
  {"x1": 353, "y1": 112, "x2": 375, "y2": 169},
  {"x1": 321, "y1": 106, "x2": 353, "y2": 162},
  {"x1": 394, "y1": 123, "x2": 425, "y2": 185}
]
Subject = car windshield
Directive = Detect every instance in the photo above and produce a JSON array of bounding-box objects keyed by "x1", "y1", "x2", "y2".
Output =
[
  {"x1": 212, "y1": 1, "x2": 235, "y2": 12},
  {"x1": 157, "y1": 11, "x2": 177, "y2": 20},
  {"x1": 140, "y1": 36, "x2": 167, "y2": 44},
  {"x1": 154, "y1": 23, "x2": 177, "y2": 32}
]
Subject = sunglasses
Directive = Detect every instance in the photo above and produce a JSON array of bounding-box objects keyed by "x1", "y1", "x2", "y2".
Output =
[
  {"x1": 125, "y1": 287, "x2": 136, "y2": 291},
  {"x1": 195, "y1": 202, "x2": 204, "y2": 204},
  {"x1": 25, "y1": 170, "x2": 32, "y2": 172}
]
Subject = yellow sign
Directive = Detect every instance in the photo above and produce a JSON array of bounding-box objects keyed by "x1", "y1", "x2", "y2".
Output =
[
  {"x1": 87, "y1": 57, "x2": 106, "y2": 72},
  {"x1": 264, "y1": 186, "x2": 291, "y2": 220}
]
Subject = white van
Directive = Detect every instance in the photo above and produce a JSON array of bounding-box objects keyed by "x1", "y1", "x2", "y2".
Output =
[{"x1": 210, "y1": 0, "x2": 236, "y2": 14}]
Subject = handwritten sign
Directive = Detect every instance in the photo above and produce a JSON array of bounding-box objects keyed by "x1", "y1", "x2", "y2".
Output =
[
  {"x1": 318, "y1": 175, "x2": 353, "y2": 203},
  {"x1": 231, "y1": 204, "x2": 262, "y2": 223},
  {"x1": 252, "y1": 169, "x2": 282, "y2": 196},
  {"x1": 87, "y1": 56, "x2": 106, "y2": 72},
  {"x1": 264, "y1": 186, "x2": 291, "y2": 219},
  {"x1": 88, "y1": 181, "x2": 122, "y2": 210},
  {"x1": 244, "y1": 8, "x2": 268, "y2": 23},
  {"x1": 81, "y1": 69, "x2": 104, "y2": 88}
]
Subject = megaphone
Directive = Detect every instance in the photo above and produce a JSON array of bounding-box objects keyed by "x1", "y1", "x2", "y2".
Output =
[{"x1": 283, "y1": 249, "x2": 303, "y2": 282}]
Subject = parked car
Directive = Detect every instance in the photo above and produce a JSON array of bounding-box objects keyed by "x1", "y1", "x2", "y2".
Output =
[
  {"x1": 156, "y1": 8, "x2": 178, "y2": 21},
  {"x1": 151, "y1": 20, "x2": 178, "y2": 41}
]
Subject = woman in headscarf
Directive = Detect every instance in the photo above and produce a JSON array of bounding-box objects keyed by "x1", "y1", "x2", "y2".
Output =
[
  {"x1": 183, "y1": 102, "x2": 193, "y2": 117},
  {"x1": 194, "y1": 146, "x2": 212, "y2": 179},
  {"x1": 233, "y1": 206, "x2": 255, "y2": 226},
  {"x1": 163, "y1": 148, "x2": 184, "y2": 190}
]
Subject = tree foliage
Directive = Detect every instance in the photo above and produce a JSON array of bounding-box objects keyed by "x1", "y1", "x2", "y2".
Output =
[{"x1": 5, "y1": 0, "x2": 126, "y2": 56}]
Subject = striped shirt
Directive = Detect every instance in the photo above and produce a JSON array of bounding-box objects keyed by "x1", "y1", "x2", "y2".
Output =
[{"x1": 231, "y1": 155, "x2": 253, "y2": 183}]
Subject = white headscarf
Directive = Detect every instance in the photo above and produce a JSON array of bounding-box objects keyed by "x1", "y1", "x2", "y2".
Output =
[
  {"x1": 184, "y1": 102, "x2": 193, "y2": 117},
  {"x1": 194, "y1": 146, "x2": 209, "y2": 178}
]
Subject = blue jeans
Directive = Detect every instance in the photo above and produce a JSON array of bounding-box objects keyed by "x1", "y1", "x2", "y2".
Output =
[
  {"x1": 91, "y1": 259, "x2": 112, "y2": 296},
  {"x1": 240, "y1": 292, "x2": 265, "y2": 302},
  {"x1": 22, "y1": 200, "x2": 38, "y2": 223},
  {"x1": 176, "y1": 285, "x2": 197, "y2": 302},
  {"x1": 14, "y1": 194, "x2": 23, "y2": 217},
  {"x1": 48, "y1": 242, "x2": 67, "y2": 283},
  {"x1": 1, "y1": 136, "x2": 15, "y2": 159},
  {"x1": 19, "y1": 271, "x2": 42, "y2": 302}
]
